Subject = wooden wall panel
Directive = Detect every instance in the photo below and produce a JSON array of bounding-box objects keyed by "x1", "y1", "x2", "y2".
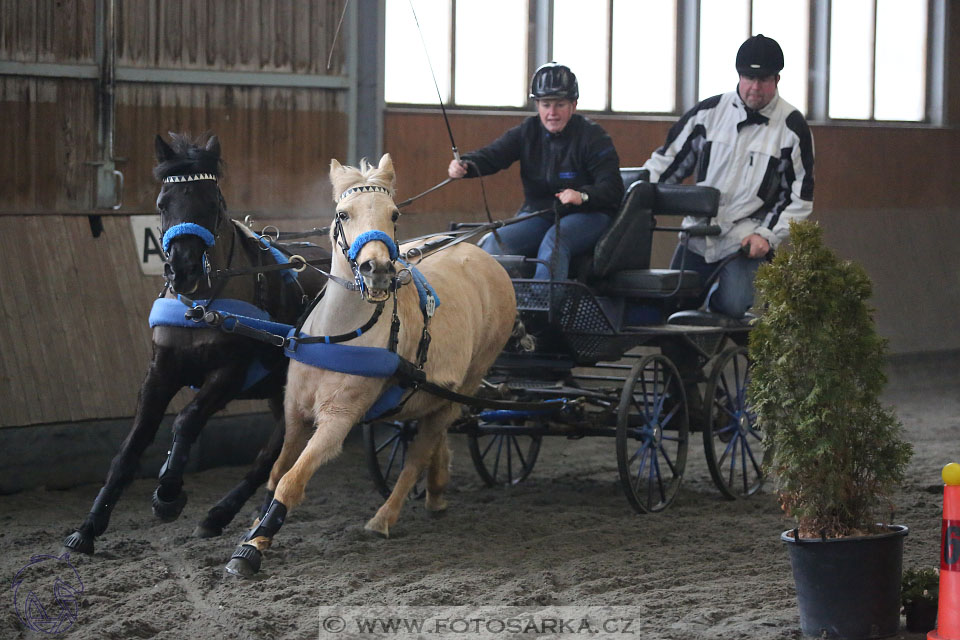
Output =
[
  {"x1": 0, "y1": 0, "x2": 96, "y2": 63},
  {"x1": 116, "y1": 0, "x2": 347, "y2": 74},
  {"x1": 113, "y1": 83, "x2": 347, "y2": 218},
  {"x1": 0, "y1": 77, "x2": 99, "y2": 212}
]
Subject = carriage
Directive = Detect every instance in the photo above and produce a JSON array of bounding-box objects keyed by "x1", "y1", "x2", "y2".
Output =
[{"x1": 363, "y1": 168, "x2": 764, "y2": 514}]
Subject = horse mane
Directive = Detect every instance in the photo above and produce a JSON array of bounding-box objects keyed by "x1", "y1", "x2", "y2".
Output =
[
  {"x1": 153, "y1": 133, "x2": 224, "y2": 181},
  {"x1": 330, "y1": 157, "x2": 396, "y2": 201}
]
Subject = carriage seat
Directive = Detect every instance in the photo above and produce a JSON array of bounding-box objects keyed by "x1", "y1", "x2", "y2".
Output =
[{"x1": 583, "y1": 179, "x2": 720, "y2": 300}]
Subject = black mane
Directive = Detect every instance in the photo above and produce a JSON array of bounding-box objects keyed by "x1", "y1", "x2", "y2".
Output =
[{"x1": 153, "y1": 133, "x2": 224, "y2": 181}]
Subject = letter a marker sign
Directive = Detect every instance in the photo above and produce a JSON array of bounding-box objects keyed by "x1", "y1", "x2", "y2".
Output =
[{"x1": 129, "y1": 215, "x2": 164, "y2": 276}]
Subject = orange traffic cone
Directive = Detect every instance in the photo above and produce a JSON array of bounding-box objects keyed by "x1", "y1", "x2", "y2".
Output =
[{"x1": 929, "y1": 462, "x2": 960, "y2": 640}]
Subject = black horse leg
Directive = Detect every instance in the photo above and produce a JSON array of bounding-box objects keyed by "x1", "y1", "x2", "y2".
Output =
[
  {"x1": 63, "y1": 357, "x2": 181, "y2": 555},
  {"x1": 152, "y1": 365, "x2": 247, "y2": 521},
  {"x1": 193, "y1": 394, "x2": 286, "y2": 538}
]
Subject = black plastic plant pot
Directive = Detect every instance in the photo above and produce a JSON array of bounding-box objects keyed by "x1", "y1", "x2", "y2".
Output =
[
  {"x1": 903, "y1": 598, "x2": 937, "y2": 633},
  {"x1": 781, "y1": 525, "x2": 908, "y2": 639}
]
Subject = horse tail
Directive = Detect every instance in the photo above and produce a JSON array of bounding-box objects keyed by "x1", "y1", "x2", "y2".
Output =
[{"x1": 509, "y1": 316, "x2": 536, "y2": 352}]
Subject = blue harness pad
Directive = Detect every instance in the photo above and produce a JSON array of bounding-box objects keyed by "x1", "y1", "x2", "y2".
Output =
[
  {"x1": 284, "y1": 333, "x2": 407, "y2": 421},
  {"x1": 148, "y1": 298, "x2": 293, "y2": 392},
  {"x1": 398, "y1": 259, "x2": 441, "y2": 313},
  {"x1": 148, "y1": 298, "x2": 293, "y2": 335},
  {"x1": 348, "y1": 230, "x2": 399, "y2": 261},
  {"x1": 364, "y1": 386, "x2": 406, "y2": 421},
  {"x1": 284, "y1": 333, "x2": 401, "y2": 377},
  {"x1": 162, "y1": 222, "x2": 215, "y2": 253}
]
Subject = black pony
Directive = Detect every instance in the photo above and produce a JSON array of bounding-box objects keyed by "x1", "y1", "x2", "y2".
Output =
[{"x1": 63, "y1": 133, "x2": 327, "y2": 554}]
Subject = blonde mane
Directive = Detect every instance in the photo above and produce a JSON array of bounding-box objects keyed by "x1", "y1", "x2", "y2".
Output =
[{"x1": 330, "y1": 156, "x2": 396, "y2": 202}]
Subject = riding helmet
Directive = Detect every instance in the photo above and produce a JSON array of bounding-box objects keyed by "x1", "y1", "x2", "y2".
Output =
[
  {"x1": 529, "y1": 62, "x2": 579, "y2": 100},
  {"x1": 735, "y1": 34, "x2": 784, "y2": 77}
]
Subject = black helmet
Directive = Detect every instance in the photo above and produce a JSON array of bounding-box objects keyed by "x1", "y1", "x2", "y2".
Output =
[
  {"x1": 529, "y1": 62, "x2": 579, "y2": 100},
  {"x1": 736, "y1": 34, "x2": 784, "y2": 77}
]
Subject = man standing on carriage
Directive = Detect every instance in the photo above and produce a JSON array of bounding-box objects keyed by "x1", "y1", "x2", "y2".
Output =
[
  {"x1": 641, "y1": 34, "x2": 815, "y2": 319},
  {"x1": 448, "y1": 62, "x2": 624, "y2": 281}
]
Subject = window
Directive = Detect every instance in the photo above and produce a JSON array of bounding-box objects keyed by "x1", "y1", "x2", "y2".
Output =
[
  {"x1": 698, "y1": 0, "x2": 809, "y2": 114},
  {"x1": 829, "y1": 0, "x2": 928, "y2": 121},
  {"x1": 384, "y1": 0, "x2": 941, "y2": 124},
  {"x1": 611, "y1": 0, "x2": 677, "y2": 113},
  {"x1": 455, "y1": 0, "x2": 528, "y2": 107},
  {"x1": 384, "y1": 0, "x2": 527, "y2": 107}
]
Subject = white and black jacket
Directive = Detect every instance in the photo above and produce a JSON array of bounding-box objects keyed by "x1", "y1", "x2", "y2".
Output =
[{"x1": 642, "y1": 90, "x2": 815, "y2": 263}]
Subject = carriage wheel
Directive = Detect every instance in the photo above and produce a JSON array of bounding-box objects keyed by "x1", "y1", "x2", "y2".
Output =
[
  {"x1": 467, "y1": 429, "x2": 542, "y2": 487},
  {"x1": 363, "y1": 421, "x2": 425, "y2": 500},
  {"x1": 702, "y1": 346, "x2": 764, "y2": 499},
  {"x1": 616, "y1": 354, "x2": 689, "y2": 514}
]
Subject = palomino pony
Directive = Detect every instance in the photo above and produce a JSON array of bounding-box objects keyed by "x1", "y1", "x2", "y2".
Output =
[
  {"x1": 63, "y1": 133, "x2": 327, "y2": 555},
  {"x1": 224, "y1": 154, "x2": 516, "y2": 577}
]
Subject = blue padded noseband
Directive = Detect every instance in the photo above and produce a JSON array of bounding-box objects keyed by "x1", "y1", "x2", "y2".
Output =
[
  {"x1": 162, "y1": 223, "x2": 216, "y2": 253},
  {"x1": 348, "y1": 230, "x2": 398, "y2": 262}
]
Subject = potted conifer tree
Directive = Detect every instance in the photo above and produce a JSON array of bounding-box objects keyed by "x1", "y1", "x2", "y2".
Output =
[{"x1": 749, "y1": 220, "x2": 913, "y2": 639}]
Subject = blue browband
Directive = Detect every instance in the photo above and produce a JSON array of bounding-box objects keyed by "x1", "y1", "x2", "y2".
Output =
[
  {"x1": 162, "y1": 223, "x2": 216, "y2": 253},
  {"x1": 348, "y1": 230, "x2": 399, "y2": 262}
]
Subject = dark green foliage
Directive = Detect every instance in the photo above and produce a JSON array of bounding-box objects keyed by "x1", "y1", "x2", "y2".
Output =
[
  {"x1": 749, "y1": 220, "x2": 912, "y2": 538},
  {"x1": 901, "y1": 567, "x2": 939, "y2": 606}
]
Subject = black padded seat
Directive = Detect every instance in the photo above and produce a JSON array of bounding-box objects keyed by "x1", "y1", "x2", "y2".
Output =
[
  {"x1": 667, "y1": 309, "x2": 755, "y2": 328},
  {"x1": 598, "y1": 269, "x2": 701, "y2": 298}
]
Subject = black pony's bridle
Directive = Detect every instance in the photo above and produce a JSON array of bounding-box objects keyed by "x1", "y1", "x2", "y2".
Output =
[{"x1": 158, "y1": 173, "x2": 230, "y2": 296}]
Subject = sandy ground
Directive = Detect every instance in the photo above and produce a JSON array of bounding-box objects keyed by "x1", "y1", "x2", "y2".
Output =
[{"x1": 2, "y1": 368, "x2": 957, "y2": 640}]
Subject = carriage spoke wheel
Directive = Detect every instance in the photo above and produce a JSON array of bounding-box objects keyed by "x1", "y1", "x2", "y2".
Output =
[
  {"x1": 702, "y1": 346, "x2": 764, "y2": 499},
  {"x1": 363, "y1": 421, "x2": 425, "y2": 500},
  {"x1": 616, "y1": 354, "x2": 689, "y2": 514},
  {"x1": 468, "y1": 429, "x2": 542, "y2": 487}
]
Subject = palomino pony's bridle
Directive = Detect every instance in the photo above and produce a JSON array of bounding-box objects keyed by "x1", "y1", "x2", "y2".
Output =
[{"x1": 331, "y1": 184, "x2": 403, "y2": 301}]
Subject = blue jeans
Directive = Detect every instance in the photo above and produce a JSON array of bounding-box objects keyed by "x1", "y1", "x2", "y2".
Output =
[
  {"x1": 479, "y1": 212, "x2": 612, "y2": 281},
  {"x1": 670, "y1": 244, "x2": 763, "y2": 318}
]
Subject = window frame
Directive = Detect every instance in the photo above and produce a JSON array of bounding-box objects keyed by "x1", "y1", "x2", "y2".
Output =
[{"x1": 383, "y1": 0, "x2": 947, "y2": 126}]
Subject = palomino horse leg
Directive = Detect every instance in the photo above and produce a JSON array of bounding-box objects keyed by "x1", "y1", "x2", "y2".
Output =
[
  {"x1": 425, "y1": 429, "x2": 452, "y2": 514},
  {"x1": 366, "y1": 403, "x2": 461, "y2": 537},
  {"x1": 225, "y1": 413, "x2": 355, "y2": 578},
  {"x1": 193, "y1": 394, "x2": 286, "y2": 538},
  {"x1": 152, "y1": 365, "x2": 247, "y2": 522},
  {"x1": 63, "y1": 351, "x2": 181, "y2": 555}
]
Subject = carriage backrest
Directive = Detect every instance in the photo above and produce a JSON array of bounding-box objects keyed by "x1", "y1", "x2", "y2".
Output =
[
  {"x1": 619, "y1": 167, "x2": 650, "y2": 192},
  {"x1": 587, "y1": 178, "x2": 721, "y2": 280},
  {"x1": 590, "y1": 180, "x2": 656, "y2": 277}
]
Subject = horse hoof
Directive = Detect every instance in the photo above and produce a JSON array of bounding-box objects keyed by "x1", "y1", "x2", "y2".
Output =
[
  {"x1": 224, "y1": 544, "x2": 261, "y2": 578},
  {"x1": 152, "y1": 487, "x2": 187, "y2": 522},
  {"x1": 192, "y1": 523, "x2": 223, "y2": 538},
  {"x1": 363, "y1": 520, "x2": 390, "y2": 539},
  {"x1": 62, "y1": 531, "x2": 94, "y2": 555},
  {"x1": 425, "y1": 496, "x2": 448, "y2": 513}
]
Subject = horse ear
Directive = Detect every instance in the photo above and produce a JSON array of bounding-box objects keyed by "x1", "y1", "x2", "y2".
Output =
[
  {"x1": 155, "y1": 135, "x2": 175, "y2": 164},
  {"x1": 205, "y1": 135, "x2": 221, "y2": 158},
  {"x1": 377, "y1": 153, "x2": 395, "y2": 189},
  {"x1": 329, "y1": 158, "x2": 343, "y2": 179}
]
